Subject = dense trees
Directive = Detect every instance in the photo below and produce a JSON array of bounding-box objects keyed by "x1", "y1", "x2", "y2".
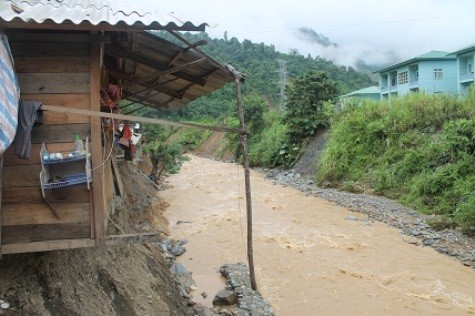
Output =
[
  {"x1": 284, "y1": 71, "x2": 338, "y2": 141},
  {"x1": 152, "y1": 31, "x2": 374, "y2": 120}
]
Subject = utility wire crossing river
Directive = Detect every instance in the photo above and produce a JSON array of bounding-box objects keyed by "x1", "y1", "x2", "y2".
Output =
[{"x1": 162, "y1": 155, "x2": 475, "y2": 315}]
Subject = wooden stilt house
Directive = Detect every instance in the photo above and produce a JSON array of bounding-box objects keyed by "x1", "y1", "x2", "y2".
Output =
[{"x1": 0, "y1": 0, "x2": 235, "y2": 255}]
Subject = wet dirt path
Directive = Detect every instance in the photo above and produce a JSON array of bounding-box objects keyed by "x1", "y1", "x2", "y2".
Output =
[{"x1": 162, "y1": 155, "x2": 475, "y2": 315}]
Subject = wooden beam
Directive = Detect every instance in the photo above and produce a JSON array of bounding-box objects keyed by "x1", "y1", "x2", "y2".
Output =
[
  {"x1": 107, "y1": 67, "x2": 184, "y2": 100},
  {"x1": 123, "y1": 77, "x2": 181, "y2": 99},
  {"x1": 41, "y1": 105, "x2": 243, "y2": 134},
  {"x1": 129, "y1": 58, "x2": 206, "y2": 87},
  {"x1": 105, "y1": 232, "x2": 163, "y2": 246},
  {"x1": 90, "y1": 32, "x2": 106, "y2": 246},
  {"x1": 105, "y1": 45, "x2": 207, "y2": 86},
  {"x1": 1, "y1": 238, "x2": 95, "y2": 255}
]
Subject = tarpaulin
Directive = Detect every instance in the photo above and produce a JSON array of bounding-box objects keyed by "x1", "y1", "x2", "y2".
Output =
[{"x1": 0, "y1": 32, "x2": 20, "y2": 155}]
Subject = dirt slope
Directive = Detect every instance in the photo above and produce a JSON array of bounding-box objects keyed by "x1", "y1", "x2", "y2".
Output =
[
  {"x1": 291, "y1": 128, "x2": 327, "y2": 178},
  {"x1": 194, "y1": 132, "x2": 234, "y2": 162},
  {"x1": 0, "y1": 161, "x2": 193, "y2": 316}
]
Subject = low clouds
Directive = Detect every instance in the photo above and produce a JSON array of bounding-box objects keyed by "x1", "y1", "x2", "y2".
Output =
[{"x1": 148, "y1": 0, "x2": 475, "y2": 68}]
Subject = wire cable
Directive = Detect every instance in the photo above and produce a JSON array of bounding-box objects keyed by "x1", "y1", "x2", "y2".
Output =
[{"x1": 91, "y1": 108, "x2": 116, "y2": 172}]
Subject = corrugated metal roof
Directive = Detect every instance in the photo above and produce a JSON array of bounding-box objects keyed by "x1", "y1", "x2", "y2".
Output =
[
  {"x1": 376, "y1": 50, "x2": 455, "y2": 73},
  {"x1": 106, "y1": 31, "x2": 236, "y2": 110},
  {"x1": 0, "y1": 0, "x2": 207, "y2": 31},
  {"x1": 340, "y1": 86, "x2": 380, "y2": 98}
]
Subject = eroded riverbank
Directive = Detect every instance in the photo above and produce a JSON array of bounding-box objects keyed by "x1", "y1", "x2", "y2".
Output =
[{"x1": 162, "y1": 155, "x2": 475, "y2": 315}]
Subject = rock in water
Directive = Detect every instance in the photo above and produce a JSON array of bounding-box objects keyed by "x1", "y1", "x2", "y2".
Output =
[
  {"x1": 171, "y1": 244, "x2": 186, "y2": 257},
  {"x1": 213, "y1": 289, "x2": 238, "y2": 306}
]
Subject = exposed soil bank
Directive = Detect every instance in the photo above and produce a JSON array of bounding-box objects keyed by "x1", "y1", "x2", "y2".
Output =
[
  {"x1": 0, "y1": 162, "x2": 195, "y2": 316},
  {"x1": 162, "y1": 155, "x2": 475, "y2": 315}
]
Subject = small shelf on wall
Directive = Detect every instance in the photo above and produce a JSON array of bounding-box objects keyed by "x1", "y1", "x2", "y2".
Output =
[{"x1": 40, "y1": 137, "x2": 92, "y2": 197}]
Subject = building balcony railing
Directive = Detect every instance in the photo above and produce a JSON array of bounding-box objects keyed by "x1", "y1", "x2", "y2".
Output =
[
  {"x1": 409, "y1": 80, "x2": 419, "y2": 88},
  {"x1": 460, "y1": 73, "x2": 474, "y2": 82},
  {"x1": 381, "y1": 86, "x2": 389, "y2": 93}
]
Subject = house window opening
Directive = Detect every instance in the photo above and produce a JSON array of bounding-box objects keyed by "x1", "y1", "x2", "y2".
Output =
[
  {"x1": 468, "y1": 62, "x2": 474, "y2": 74},
  {"x1": 398, "y1": 71, "x2": 408, "y2": 84},
  {"x1": 434, "y1": 68, "x2": 443, "y2": 80}
]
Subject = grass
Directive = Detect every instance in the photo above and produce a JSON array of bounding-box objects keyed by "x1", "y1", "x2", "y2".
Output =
[{"x1": 318, "y1": 91, "x2": 475, "y2": 234}]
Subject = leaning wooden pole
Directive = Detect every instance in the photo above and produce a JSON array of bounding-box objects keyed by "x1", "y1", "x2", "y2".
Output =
[{"x1": 234, "y1": 77, "x2": 258, "y2": 291}]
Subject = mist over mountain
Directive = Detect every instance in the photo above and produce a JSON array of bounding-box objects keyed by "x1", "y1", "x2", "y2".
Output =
[
  {"x1": 296, "y1": 27, "x2": 338, "y2": 48},
  {"x1": 291, "y1": 27, "x2": 399, "y2": 72}
]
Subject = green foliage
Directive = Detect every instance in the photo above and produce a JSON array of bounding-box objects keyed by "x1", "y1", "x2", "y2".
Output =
[
  {"x1": 318, "y1": 92, "x2": 475, "y2": 234},
  {"x1": 248, "y1": 110, "x2": 295, "y2": 167},
  {"x1": 151, "y1": 31, "x2": 374, "y2": 120},
  {"x1": 143, "y1": 140, "x2": 185, "y2": 174},
  {"x1": 284, "y1": 70, "x2": 338, "y2": 141}
]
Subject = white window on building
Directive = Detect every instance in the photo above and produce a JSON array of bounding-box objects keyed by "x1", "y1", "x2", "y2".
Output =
[
  {"x1": 434, "y1": 68, "x2": 443, "y2": 80},
  {"x1": 398, "y1": 71, "x2": 408, "y2": 84}
]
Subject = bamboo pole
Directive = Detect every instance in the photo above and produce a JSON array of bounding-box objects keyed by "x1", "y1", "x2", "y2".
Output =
[{"x1": 234, "y1": 77, "x2": 257, "y2": 291}]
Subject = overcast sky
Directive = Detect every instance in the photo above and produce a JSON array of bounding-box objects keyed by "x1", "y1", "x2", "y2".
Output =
[{"x1": 143, "y1": 0, "x2": 475, "y2": 67}]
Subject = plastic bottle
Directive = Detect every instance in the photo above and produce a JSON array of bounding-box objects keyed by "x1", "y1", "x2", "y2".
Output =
[{"x1": 74, "y1": 134, "x2": 84, "y2": 153}]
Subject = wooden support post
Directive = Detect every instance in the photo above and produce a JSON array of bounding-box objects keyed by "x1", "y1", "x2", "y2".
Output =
[
  {"x1": 234, "y1": 77, "x2": 258, "y2": 291},
  {"x1": 90, "y1": 32, "x2": 106, "y2": 246}
]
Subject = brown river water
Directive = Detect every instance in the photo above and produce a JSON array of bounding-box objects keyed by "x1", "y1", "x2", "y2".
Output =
[{"x1": 162, "y1": 155, "x2": 475, "y2": 315}]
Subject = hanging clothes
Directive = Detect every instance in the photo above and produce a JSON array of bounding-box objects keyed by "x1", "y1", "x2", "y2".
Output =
[
  {"x1": 0, "y1": 32, "x2": 20, "y2": 155},
  {"x1": 118, "y1": 122, "x2": 134, "y2": 161},
  {"x1": 14, "y1": 101, "x2": 42, "y2": 159}
]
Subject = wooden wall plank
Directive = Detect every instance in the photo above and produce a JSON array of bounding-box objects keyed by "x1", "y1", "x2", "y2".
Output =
[
  {"x1": 10, "y1": 42, "x2": 90, "y2": 57},
  {"x1": 15, "y1": 57, "x2": 90, "y2": 73},
  {"x1": 21, "y1": 93, "x2": 90, "y2": 107},
  {"x1": 18, "y1": 73, "x2": 90, "y2": 94},
  {"x1": 3, "y1": 143, "x2": 75, "y2": 165},
  {"x1": 31, "y1": 124, "x2": 91, "y2": 143},
  {"x1": 2, "y1": 164, "x2": 41, "y2": 187},
  {"x1": 2, "y1": 203, "x2": 90, "y2": 226},
  {"x1": 2, "y1": 221, "x2": 91, "y2": 244},
  {"x1": 1, "y1": 238, "x2": 95, "y2": 255},
  {"x1": 3, "y1": 164, "x2": 87, "y2": 188},
  {"x1": 2, "y1": 186, "x2": 90, "y2": 205}
]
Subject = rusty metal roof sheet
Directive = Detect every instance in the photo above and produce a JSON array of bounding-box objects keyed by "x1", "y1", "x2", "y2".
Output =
[
  {"x1": 0, "y1": 0, "x2": 207, "y2": 31},
  {"x1": 108, "y1": 31, "x2": 236, "y2": 110}
]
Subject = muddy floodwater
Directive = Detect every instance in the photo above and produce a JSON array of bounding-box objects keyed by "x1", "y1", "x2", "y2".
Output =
[{"x1": 162, "y1": 155, "x2": 475, "y2": 315}]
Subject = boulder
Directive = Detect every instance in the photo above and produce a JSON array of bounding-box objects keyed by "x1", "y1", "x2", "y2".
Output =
[{"x1": 213, "y1": 290, "x2": 238, "y2": 306}]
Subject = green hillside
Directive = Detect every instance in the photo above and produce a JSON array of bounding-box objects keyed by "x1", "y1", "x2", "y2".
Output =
[{"x1": 150, "y1": 31, "x2": 375, "y2": 120}]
